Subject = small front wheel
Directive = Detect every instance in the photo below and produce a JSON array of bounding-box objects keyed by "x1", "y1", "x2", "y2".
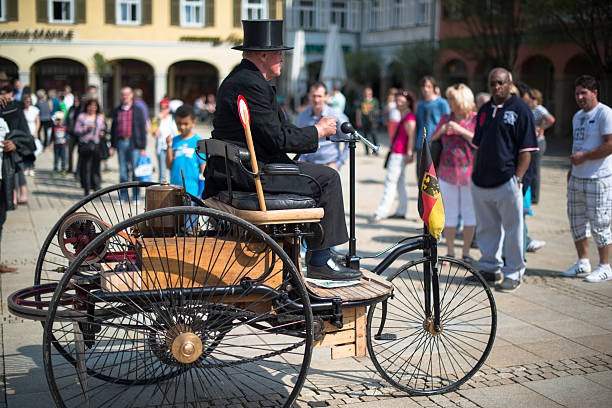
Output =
[{"x1": 367, "y1": 256, "x2": 496, "y2": 395}]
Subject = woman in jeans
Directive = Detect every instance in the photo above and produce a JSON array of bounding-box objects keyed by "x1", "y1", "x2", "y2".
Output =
[
  {"x1": 431, "y1": 84, "x2": 477, "y2": 262},
  {"x1": 74, "y1": 99, "x2": 105, "y2": 195},
  {"x1": 370, "y1": 90, "x2": 416, "y2": 223}
]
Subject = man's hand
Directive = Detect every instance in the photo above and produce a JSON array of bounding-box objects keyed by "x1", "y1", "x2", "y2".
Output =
[
  {"x1": 315, "y1": 116, "x2": 338, "y2": 139},
  {"x1": 570, "y1": 151, "x2": 587, "y2": 166},
  {"x1": 405, "y1": 150, "x2": 414, "y2": 164},
  {"x1": 327, "y1": 162, "x2": 338, "y2": 171},
  {"x1": 2, "y1": 140, "x2": 16, "y2": 152},
  {"x1": 0, "y1": 94, "x2": 13, "y2": 108},
  {"x1": 166, "y1": 135, "x2": 173, "y2": 147}
]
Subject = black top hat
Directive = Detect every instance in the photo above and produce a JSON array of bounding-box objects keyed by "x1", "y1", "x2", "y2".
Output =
[{"x1": 232, "y1": 20, "x2": 293, "y2": 52}]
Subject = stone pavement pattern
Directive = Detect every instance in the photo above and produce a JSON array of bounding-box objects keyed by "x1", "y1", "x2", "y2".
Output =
[{"x1": 0, "y1": 127, "x2": 610, "y2": 407}]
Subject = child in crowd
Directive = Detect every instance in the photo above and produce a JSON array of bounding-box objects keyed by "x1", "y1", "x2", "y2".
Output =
[
  {"x1": 52, "y1": 111, "x2": 67, "y2": 175},
  {"x1": 166, "y1": 104, "x2": 205, "y2": 198}
]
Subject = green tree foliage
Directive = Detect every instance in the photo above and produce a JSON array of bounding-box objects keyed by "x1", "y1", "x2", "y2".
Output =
[
  {"x1": 391, "y1": 40, "x2": 439, "y2": 87},
  {"x1": 92, "y1": 52, "x2": 112, "y2": 78},
  {"x1": 440, "y1": 0, "x2": 528, "y2": 70},
  {"x1": 530, "y1": 0, "x2": 612, "y2": 76},
  {"x1": 345, "y1": 49, "x2": 381, "y2": 86}
]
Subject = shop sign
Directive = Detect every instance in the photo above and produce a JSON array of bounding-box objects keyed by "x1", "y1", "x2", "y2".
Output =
[{"x1": 0, "y1": 29, "x2": 75, "y2": 41}]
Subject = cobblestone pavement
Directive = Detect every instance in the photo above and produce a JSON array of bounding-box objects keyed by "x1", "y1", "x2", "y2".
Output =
[{"x1": 1, "y1": 128, "x2": 611, "y2": 407}]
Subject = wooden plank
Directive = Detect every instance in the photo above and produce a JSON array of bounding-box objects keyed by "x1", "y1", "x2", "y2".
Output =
[
  {"x1": 305, "y1": 269, "x2": 393, "y2": 301},
  {"x1": 331, "y1": 343, "x2": 356, "y2": 360},
  {"x1": 355, "y1": 306, "x2": 367, "y2": 357},
  {"x1": 314, "y1": 328, "x2": 355, "y2": 348},
  {"x1": 204, "y1": 198, "x2": 324, "y2": 225},
  {"x1": 323, "y1": 307, "x2": 357, "y2": 332},
  {"x1": 100, "y1": 263, "x2": 142, "y2": 292},
  {"x1": 136, "y1": 237, "x2": 283, "y2": 291}
]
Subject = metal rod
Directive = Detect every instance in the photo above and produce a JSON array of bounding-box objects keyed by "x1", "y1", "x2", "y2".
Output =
[
  {"x1": 354, "y1": 131, "x2": 380, "y2": 153},
  {"x1": 349, "y1": 136, "x2": 356, "y2": 259}
]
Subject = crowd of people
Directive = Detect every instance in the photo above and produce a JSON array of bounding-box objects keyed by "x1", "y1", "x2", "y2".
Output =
[
  {"x1": 292, "y1": 70, "x2": 611, "y2": 290},
  {"x1": 0, "y1": 59, "x2": 609, "y2": 287},
  {"x1": 0, "y1": 74, "x2": 213, "y2": 272},
  {"x1": 359, "y1": 73, "x2": 556, "y2": 292}
]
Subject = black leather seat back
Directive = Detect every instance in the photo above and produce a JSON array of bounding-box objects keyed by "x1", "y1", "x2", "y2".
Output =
[
  {"x1": 217, "y1": 191, "x2": 316, "y2": 211},
  {"x1": 197, "y1": 139, "x2": 320, "y2": 212}
]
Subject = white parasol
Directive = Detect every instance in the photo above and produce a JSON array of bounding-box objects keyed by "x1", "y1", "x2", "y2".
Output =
[
  {"x1": 288, "y1": 29, "x2": 307, "y2": 110},
  {"x1": 319, "y1": 24, "x2": 347, "y2": 91}
]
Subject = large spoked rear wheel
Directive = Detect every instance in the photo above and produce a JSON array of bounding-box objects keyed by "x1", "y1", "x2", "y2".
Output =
[
  {"x1": 43, "y1": 207, "x2": 314, "y2": 408},
  {"x1": 367, "y1": 256, "x2": 496, "y2": 395},
  {"x1": 34, "y1": 181, "x2": 206, "y2": 287}
]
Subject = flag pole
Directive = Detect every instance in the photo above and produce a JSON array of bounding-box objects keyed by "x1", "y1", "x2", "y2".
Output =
[
  {"x1": 421, "y1": 127, "x2": 428, "y2": 237},
  {"x1": 422, "y1": 127, "x2": 441, "y2": 332}
]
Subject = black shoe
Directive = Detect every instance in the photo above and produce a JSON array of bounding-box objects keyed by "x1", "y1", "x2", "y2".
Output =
[
  {"x1": 467, "y1": 270, "x2": 503, "y2": 284},
  {"x1": 305, "y1": 251, "x2": 347, "y2": 266},
  {"x1": 307, "y1": 259, "x2": 362, "y2": 281},
  {"x1": 496, "y1": 278, "x2": 521, "y2": 292}
]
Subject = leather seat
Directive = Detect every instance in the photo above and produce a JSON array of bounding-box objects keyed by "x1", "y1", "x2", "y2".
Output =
[{"x1": 217, "y1": 191, "x2": 316, "y2": 211}]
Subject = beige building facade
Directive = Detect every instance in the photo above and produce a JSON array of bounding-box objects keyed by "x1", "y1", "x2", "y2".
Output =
[{"x1": 0, "y1": 0, "x2": 282, "y2": 111}]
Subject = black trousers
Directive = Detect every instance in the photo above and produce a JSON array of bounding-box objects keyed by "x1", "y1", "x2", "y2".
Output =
[
  {"x1": 0, "y1": 179, "x2": 7, "y2": 243},
  {"x1": 80, "y1": 147, "x2": 101, "y2": 195},
  {"x1": 260, "y1": 162, "x2": 349, "y2": 249},
  {"x1": 39, "y1": 120, "x2": 53, "y2": 147}
]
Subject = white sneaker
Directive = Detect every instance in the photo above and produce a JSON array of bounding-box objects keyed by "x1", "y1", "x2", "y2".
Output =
[
  {"x1": 526, "y1": 239, "x2": 546, "y2": 252},
  {"x1": 562, "y1": 260, "x2": 591, "y2": 277},
  {"x1": 584, "y1": 265, "x2": 612, "y2": 283}
]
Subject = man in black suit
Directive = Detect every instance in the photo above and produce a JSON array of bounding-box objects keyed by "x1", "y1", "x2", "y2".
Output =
[{"x1": 204, "y1": 20, "x2": 360, "y2": 281}]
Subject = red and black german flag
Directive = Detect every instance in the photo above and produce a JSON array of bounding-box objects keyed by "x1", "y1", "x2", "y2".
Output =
[{"x1": 418, "y1": 137, "x2": 445, "y2": 239}]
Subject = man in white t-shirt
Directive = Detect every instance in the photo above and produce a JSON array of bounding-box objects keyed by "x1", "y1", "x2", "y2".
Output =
[{"x1": 563, "y1": 75, "x2": 612, "y2": 282}]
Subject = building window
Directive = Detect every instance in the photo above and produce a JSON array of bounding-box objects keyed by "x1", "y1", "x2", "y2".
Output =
[
  {"x1": 0, "y1": 0, "x2": 5, "y2": 22},
  {"x1": 295, "y1": 0, "x2": 316, "y2": 29},
  {"x1": 181, "y1": 0, "x2": 205, "y2": 27},
  {"x1": 48, "y1": 0, "x2": 74, "y2": 24},
  {"x1": 369, "y1": 0, "x2": 383, "y2": 31},
  {"x1": 415, "y1": 0, "x2": 430, "y2": 25},
  {"x1": 116, "y1": 0, "x2": 141, "y2": 26},
  {"x1": 391, "y1": 0, "x2": 406, "y2": 28},
  {"x1": 330, "y1": 1, "x2": 347, "y2": 29},
  {"x1": 243, "y1": 0, "x2": 267, "y2": 20}
]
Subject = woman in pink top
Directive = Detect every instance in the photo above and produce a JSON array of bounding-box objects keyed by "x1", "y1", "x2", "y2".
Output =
[
  {"x1": 431, "y1": 83, "x2": 477, "y2": 261},
  {"x1": 74, "y1": 99, "x2": 106, "y2": 195},
  {"x1": 370, "y1": 90, "x2": 416, "y2": 223}
]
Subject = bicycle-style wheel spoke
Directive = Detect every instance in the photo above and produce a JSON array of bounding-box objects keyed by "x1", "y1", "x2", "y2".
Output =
[
  {"x1": 44, "y1": 207, "x2": 313, "y2": 407},
  {"x1": 367, "y1": 256, "x2": 496, "y2": 395}
]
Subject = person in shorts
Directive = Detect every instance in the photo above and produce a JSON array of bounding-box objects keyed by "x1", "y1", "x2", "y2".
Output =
[{"x1": 563, "y1": 75, "x2": 612, "y2": 283}]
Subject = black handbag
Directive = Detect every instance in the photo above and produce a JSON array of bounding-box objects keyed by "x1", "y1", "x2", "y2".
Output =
[{"x1": 98, "y1": 138, "x2": 110, "y2": 160}]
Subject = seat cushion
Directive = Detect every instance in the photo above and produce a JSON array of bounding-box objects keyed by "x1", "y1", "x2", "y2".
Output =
[{"x1": 217, "y1": 191, "x2": 316, "y2": 211}]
